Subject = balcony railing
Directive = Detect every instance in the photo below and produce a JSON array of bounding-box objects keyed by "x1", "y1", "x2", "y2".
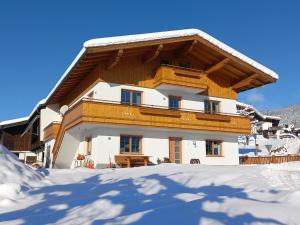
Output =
[
  {"x1": 43, "y1": 122, "x2": 61, "y2": 142},
  {"x1": 52, "y1": 98, "x2": 251, "y2": 163},
  {"x1": 152, "y1": 65, "x2": 208, "y2": 91},
  {"x1": 62, "y1": 98, "x2": 250, "y2": 134}
]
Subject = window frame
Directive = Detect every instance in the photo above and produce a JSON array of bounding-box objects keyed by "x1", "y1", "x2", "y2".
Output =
[
  {"x1": 204, "y1": 100, "x2": 220, "y2": 114},
  {"x1": 205, "y1": 140, "x2": 222, "y2": 157},
  {"x1": 120, "y1": 135, "x2": 143, "y2": 154},
  {"x1": 168, "y1": 95, "x2": 181, "y2": 110},
  {"x1": 121, "y1": 89, "x2": 142, "y2": 106}
]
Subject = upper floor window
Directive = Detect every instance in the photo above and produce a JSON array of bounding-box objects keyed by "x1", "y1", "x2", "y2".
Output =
[
  {"x1": 169, "y1": 96, "x2": 181, "y2": 110},
  {"x1": 206, "y1": 140, "x2": 222, "y2": 156},
  {"x1": 120, "y1": 135, "x2": 142, "y2": 154},
  {"x1": 121, "y1": 89, "x2": 142, "y2": 106},
  {"x1": 204, "y1": 100, "x2": 220, "y2": 114}
]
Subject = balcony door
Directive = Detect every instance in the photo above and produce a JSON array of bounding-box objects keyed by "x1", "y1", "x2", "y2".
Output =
[{"x1": 169, "y1": 137, "x2": 182, "y2": 164}]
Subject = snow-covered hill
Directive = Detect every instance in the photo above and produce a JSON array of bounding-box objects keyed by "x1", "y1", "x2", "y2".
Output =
[{"x1": 266, "y1": 103, "x2": 300, "y2": 127}]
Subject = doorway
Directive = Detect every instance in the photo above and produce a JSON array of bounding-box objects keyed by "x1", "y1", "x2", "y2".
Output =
[{"x1": 169, "y1": 137, "x2": 182, "y2": 163}]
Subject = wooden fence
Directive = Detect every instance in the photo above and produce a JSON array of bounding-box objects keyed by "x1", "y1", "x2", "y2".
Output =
[{"x1": 239, "y1": 155, "x2": 300, "y2": 165}]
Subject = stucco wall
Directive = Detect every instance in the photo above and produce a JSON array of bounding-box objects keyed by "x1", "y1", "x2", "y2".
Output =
[
  {"x1": 72, "y1": 81, "x2": 237, "y2": 114},
  {"x1": 40, "y1": 104, "x2": 62, "y2": 141},
  {"x1": 70, "y1": 125, "x2": 239, "y2": 168}
]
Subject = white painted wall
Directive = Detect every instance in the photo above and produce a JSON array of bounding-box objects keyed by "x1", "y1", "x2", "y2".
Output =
[
  {"x1": 70, "y1": 81, "x2": 237, "y2": 114},
  {"x1": 40, "y1": 104, "x2": 62, "y2": 141},
  {"x1": 54, "y1": 129, "x2": 81, "y2": 169},
  {"x1": 68, "y1": 124, "x2": 239, "y2": 168}
]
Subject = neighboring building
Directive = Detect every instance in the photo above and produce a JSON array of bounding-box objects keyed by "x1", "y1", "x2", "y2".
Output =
[
  {"x1": 3, "y1": 29, "x2": 279, "y2": 168},
  {"x1": 0, "y1": 99, "x2": 45, "y2": 166},
  {"x1": 236, "y1": 102, "x2": 281, "y2": 137}
]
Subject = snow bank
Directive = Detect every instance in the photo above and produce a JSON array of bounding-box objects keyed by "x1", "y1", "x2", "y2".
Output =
[
  {"x1": 1, "y1": 163, "x2": 300, "y2": 224},
  {"x1": 0, "y1": 145, "x2": 42, "y2": 207}
]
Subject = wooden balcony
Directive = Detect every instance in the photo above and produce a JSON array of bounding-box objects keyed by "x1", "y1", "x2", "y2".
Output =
[
  {"x1": 139, "y1": 107, "x2": 181, "y2": 117},
  {"x1": 152, "y1": 65, "x2": 208, "y2": 91},
  {"x1": 43, "y1": 122, "x2": 61, "y2": 142},
  {"x1": 52, "y1": 99, "x2": 251, "y2": 163},
  {"x1": 72, "y1": 99, "x2": 250, "y2": 134}
]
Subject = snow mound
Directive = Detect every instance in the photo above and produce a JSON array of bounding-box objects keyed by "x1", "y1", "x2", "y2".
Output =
[{"x1": 0, "y1": 145, "x2": 42, "y2": 207}]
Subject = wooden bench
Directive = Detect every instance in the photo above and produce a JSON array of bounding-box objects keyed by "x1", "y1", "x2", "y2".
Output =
[{"x1": 115, "y1": 155, "x2": 149, "y2": 168}]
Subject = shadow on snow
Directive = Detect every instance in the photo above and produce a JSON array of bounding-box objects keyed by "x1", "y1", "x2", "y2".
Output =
[{"x1": 0, "y1": 170, "x2": 284, "y2": 225}]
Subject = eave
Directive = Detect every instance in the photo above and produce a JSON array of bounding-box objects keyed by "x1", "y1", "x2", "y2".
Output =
[{"x1": 45, "y1": 29, "x2": 279, "y2": 105}]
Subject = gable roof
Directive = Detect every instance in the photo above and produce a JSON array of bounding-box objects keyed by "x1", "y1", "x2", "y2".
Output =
[
  {"x1": 45, "y1": 28, "x2": 279, "y2": 104},
  {"x1": 84, "y1": 29, "x2": 278, "y2": 79}
]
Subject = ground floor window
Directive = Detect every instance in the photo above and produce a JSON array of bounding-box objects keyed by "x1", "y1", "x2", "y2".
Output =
[
  {"x1": 206, "y1": 140, "x2": 222, "y2": 156},
  {"x1": 120, "y1": 135, "x2": 142, "y2": 154}
]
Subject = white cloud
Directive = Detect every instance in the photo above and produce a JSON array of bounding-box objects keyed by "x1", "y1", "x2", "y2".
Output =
[{"x1": 246, "y1": 90, "x2": 265, "y2": 105}]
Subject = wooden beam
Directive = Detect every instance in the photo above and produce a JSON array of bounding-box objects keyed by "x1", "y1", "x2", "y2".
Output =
[
  {"x1": 142, "y1": 44, "x2": 163, "y2": 64},
  {"x1": 106, "y1": 49, "x2": 123, "y2": 69},
  {"x1": 205, "y1": 58, "x2": 230, "y2": 74},
  {"x1": 176, "y1": 40, "x2": 198, "y2": 57},
  {"x1": 232, "y1": 74, "x2": 258, "y2": 90}
]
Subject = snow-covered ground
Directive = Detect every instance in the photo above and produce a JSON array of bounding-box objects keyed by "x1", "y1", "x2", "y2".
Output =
[{"x1": 0, "y1": 146, "x2": 300, "y2": 225}]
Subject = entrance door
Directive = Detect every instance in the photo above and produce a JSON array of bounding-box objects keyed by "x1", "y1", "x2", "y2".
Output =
[{"x1": 169, "y1": 137, "x2": 182, "y2": 164}]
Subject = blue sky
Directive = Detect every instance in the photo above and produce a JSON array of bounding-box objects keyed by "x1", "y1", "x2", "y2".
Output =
[{"x1": 0, "y1": 0, "x2": 299, "y2": 121}]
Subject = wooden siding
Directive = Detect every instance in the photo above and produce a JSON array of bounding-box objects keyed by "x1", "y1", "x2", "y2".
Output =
[
  {"x1": 1, "y1": 129, "x2": 36, "y2": 151},
  {"x1": 43, "y1": 122, "x2": 61, "y2": 142},
  {"x1": 82, "y1": 100, "x2": 250, "y2": 133},
  {"x1": 195, "y1": 113, "x2": 231, "y2": 122},
  {"x1": 60, "y1": 56, "x2": 238, "y2": 106},
  {"x1": 152, "y1": 65, "x2": 207, "y2": 90},
  {"x1": 52, "y1": 99, "x2": 250, "y2": 163}
]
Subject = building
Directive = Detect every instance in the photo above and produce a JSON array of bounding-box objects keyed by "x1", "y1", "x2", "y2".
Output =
[
  {"x1": 0, "y1": 99, "x2": 45, "y2": 166},
  {"x1": 236, "y1": 101, "x2": 281, "y2": 137},
  {"x1": 3, "y1": 29, "x2": 279, "y2": 168}
]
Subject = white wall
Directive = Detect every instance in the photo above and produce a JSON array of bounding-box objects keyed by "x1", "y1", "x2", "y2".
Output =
[
  {"x1": 40, "y1": 104, "x2": 62, "y2": 141},
  {"x1": 54, "y1": 129, "x2": 81, "y2": 169},
  {"x1": 70, "y1": 125, "x2": 239, "y2": 167},
  {"x1": 70, "y1": 81, "x2": 237, "y2": 114}
]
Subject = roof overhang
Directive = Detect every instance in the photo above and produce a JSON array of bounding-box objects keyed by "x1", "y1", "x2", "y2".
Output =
[{"x1": 45, "y1": 29, "x2": 279, "y2": 104}]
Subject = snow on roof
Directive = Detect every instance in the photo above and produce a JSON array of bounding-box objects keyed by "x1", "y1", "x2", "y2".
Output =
[
  {"x1": 0, "y1": 117, "x2": 29, "y2": 127},
  {"x1": 27, "y1": 98, "x2": 46, "y2": 120},
  {"x1": 236, "y1": 101, "x2": 281, "y2": 121},
  {"x1": 84, "y1": 29, "x2": 279, "y2": 79},
  {"x1": 45, "y1": 29, "x2": 278, "y2": 104}
]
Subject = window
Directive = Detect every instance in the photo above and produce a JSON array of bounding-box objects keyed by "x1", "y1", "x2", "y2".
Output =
[
  {"x1": 120, "y1": 135, "x2": 142, "y2": 154},
  {"x1": 121, "y1": 90, "x2": 142, "y2": 106},
  {"x1": 206, "y1": 140, "x2": 222, "y2": 156},
  {"x1": 204, "y1": 100, "x2": 220, "y2": 114},
  {"x1": 169, "y1": 96, "x2": 181, "y2": 110},
  {"x1": 85, "y1": 137, "x2": 92, "y2": 155}
]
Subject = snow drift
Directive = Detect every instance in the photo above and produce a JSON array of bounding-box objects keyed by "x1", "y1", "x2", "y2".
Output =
[{"x1": 0, "y1": 145, "x2": 42, "y2": 207}]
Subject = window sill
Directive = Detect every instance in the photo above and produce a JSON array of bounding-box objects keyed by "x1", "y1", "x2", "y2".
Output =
[{"x1": 206, "y1": 155, "x2": 223, "y2": 158}]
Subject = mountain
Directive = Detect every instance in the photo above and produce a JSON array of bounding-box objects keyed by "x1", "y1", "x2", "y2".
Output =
[{"x1": 265, "y1": 103, "x2": 300, "y2": 127}]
